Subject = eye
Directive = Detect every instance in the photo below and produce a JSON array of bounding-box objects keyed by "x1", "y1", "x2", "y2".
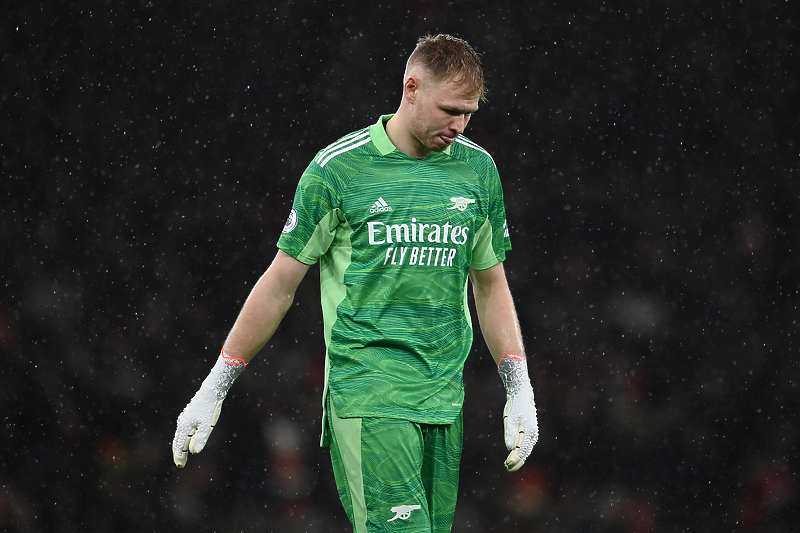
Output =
[{"x1": 444, "y1": 109, "x2": 475, "y2": 118}]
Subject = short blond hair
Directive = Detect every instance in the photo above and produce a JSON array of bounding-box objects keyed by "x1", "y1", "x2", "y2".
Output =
[{"x1": 407, "y1": 34, "x2": 486, "y2": 102}]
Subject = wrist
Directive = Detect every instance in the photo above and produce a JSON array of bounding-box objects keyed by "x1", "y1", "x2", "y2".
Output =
[
  {"x1": 498, "y1": 353, "x2": 531, "y2": 395},
  {"x1": 201, "y1": 348, "x2": 247, "y2": 400}
]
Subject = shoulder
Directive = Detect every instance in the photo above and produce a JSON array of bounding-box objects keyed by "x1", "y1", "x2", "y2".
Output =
[
  {"x1": 312, "y1": 127, "x2": 377, "y2": 170},
  {"x1": 450, "y1": 136, "x2": 498, "y2": 175},
  {"x1": 299, "y1": 126, "x2": 382, "y2": 194}
]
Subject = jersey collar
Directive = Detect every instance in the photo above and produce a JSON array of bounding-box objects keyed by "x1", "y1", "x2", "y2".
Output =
[{"x1": 369, "y1": 114, "x2": 452, "y2": 158}]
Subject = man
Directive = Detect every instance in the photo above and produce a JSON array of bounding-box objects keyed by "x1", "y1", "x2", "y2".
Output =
[{"x1": 173, "y1": 34, "x2": 539, "y2": 532}]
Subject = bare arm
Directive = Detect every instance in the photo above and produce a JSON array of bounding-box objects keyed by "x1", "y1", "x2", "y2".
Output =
[
  {"x1": 470, "y1": 262, "x2": 525, "y2": 364},
  {"x1": 471, "y1": 261, "x2": 539, "y2": 471},
  {"x1": 223, "y1": 249, "x2": 311, "y2": 364},
  {"x1": 172, "y1": 249, "x2": 310, "y2": 467}
]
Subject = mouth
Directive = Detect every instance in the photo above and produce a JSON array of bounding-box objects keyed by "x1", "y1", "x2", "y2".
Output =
[{"x1": 438, "y1": 134, "x2": 457, "y2": 145}]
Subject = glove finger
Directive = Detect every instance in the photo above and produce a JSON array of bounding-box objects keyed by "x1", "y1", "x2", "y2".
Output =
[
  {"x1": 505, "y1": 414, "x2": 524, "y2": 451},
  {"x1": 506, "y1": 429, "x2": 526, "y2": 471},
  {"x1": 173, "y1": 428, "x2": 195, "y2": 468},
  {"x1": 504, "y1": 423, "x2": 515, "y2": 449},
  {"x1": 505, "y1": 449, "x2": 525, "y2": 472},
  {"x1": 189, "y1": 399, "x2": 223, "y2": 454},
  {"x1": 519, "y1": 424, "x2": 539, "y2": 459},
  {"x1": 189, "y1": 424, "x2": 211, "y2": 454},
  {"x1": 211, "y1": 399, "x2": 223, "y2": 426},
  {"x1": 503, "y1": 398, "x2": 514, "y2": 449},
  {"x1": 505, "y1": 424, "x2": 525, "y2": 457}
]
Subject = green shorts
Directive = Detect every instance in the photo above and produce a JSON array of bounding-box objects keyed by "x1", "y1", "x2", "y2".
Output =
[{"x1": 326, "y1": 400, "x2": 464, "y2": 533}]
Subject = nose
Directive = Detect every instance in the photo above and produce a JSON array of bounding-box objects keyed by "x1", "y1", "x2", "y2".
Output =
[{"x1": 450, "y1": 114, "x2": 468, "y2": 135}]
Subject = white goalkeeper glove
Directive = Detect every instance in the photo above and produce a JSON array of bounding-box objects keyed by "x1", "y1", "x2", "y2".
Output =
[
  {"x1": 498, "y1": 353, "x2": 539, "y2": 472},
  {"x1": 172, "y1": 349, "x2": 246, "y2": 468}
]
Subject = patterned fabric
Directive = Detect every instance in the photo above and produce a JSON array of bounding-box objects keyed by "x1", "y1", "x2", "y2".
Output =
[
  {"x1": 277, "y1": 115, "x2": 511, "y2": 430},
  {"x1": 327, "y1": 399, "x2": 463, "y2": 532}
]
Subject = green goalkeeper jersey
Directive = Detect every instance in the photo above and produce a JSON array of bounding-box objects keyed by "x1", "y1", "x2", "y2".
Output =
[{"x1": 277, "y1": 115, "x2": 511, "y2": 438}]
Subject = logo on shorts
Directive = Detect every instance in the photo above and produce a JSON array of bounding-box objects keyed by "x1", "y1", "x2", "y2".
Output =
[
  {"x1": 387, "y1": 504, "x2": 421, "y2": 522},
  {"x1": 282, "y1": 208, "x2": 298, "y2": 233}
]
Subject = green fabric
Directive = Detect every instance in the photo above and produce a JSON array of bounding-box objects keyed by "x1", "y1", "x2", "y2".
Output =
[
  {"x1": 328, "y1": 400, "x2": 463, "y2": 532},
  {"x1": 278, "y1": 115, "x2": 511, "y2": 426},
  {"x1": 328, "y1": 402, "x2": 368, "y2": 533}
]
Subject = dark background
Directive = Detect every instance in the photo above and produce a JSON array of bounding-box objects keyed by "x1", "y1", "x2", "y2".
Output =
[{"x1": 2, "y1": 1, "x2": 799, "y2": 531}]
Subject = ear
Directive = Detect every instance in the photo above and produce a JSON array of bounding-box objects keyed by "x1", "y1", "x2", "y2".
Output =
[{"x1": 403, "y1": 76, "x2": 419, "y2": 104}]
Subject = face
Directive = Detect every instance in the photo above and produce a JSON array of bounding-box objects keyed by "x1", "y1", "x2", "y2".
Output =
[{"x1": 407, "y1": 76, "x2": 480, "y2": 157}]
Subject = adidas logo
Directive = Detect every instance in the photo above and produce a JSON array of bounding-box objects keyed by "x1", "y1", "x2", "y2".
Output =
[{"x1": 369, "y1": 197, "x2": 393, "y2": 214}]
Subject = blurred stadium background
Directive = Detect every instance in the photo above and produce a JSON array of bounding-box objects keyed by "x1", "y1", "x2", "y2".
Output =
[{"x1": 2, "y1": 1, "x2": 798, "y2": 531}]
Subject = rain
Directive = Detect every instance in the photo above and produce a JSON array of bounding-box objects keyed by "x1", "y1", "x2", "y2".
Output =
[{"x1": 2, "y1": 1, "x2": 798, "y2": 532}]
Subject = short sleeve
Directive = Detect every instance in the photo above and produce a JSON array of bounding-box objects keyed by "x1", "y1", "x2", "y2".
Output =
[
  {"x1": 470, "y1": 160, "x2": 511, "y2": 270},
  {"x1": 277, "y1": 162, "x2": 342, "y2": 265}
]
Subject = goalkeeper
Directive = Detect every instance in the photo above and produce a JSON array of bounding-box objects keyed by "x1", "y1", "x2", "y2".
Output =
[{"x1": 173, "y1": 34, "x2": 539, "y2": 533}]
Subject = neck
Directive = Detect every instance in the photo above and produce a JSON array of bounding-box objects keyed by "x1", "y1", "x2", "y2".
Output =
[{"x1": 385, "y1": 109, "x2": 429, "y2": 159}]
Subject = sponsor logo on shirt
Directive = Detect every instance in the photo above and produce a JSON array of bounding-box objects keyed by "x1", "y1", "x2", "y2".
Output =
[
  {"x1": 367, "y1": 219, "x2": 469, "y2": 245},
  {"x1": 369, "y1": 197, "x2": 393, "y2": 214},
  {"x1": 363, "y1": 196, "x2": 485, "y2": 269},
  {"x1": 367, "y1": 218, "x2": 470, "y2": 268}
]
